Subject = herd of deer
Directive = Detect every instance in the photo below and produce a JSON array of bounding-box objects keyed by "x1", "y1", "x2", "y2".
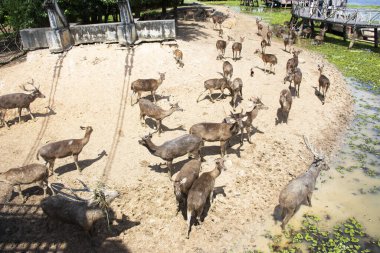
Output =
[{"x1": 0, "y1": 8, "x2": 332, "y2": 239}]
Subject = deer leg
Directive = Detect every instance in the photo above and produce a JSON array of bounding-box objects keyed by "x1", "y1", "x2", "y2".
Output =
[
  {"x1": 37, "y1": 180, "x2": 47, "y2": 197},
  {"x1": 197, "y1": 89, "x2": 207, "y2": 103},
  {"x1": 209, "y1": 190, "x2": 214, "y2": 205},
  {"x1": 247, "y1": 126, "x2": 253, "y2": 144},
  {"x1": 157, "y1": 120, "x2": 162, "y2": 136},
  {"x1": 167, "y1": 160, "x2": 173, "y2": 178},
  {"x1": 73, "y1": 154, "x2": 82, "y2": 172},
  {"x1": 152, "y1": 91, "x2": 157, "y2": 103},
  {"x1": 16, "y1": 184, "x2": 25, "y2": 203},
  {"x1": 1, "y1": 110, "x2": 9, "y2": 128},
  {"x1": 307, "y1": 193, "x2": 313, "y2": 207},
  {"x1": 130, "y1": 91, "x2": 136, "y2": 106},
  {"x1": 18, "y1": 108, "x2": 22, "y2": 123},
  {"x1": 26, "y1": 106, "x2": 35, "y2": 121},
  {"x1": 140, "y1": 114, "x2": 146, "y2": 127},
  {"x1": 281, "y1": 207, "x2": 295, "y2": 230},
  {"x1": 209, "y1": 89, "x2": 215, "y2": 103},
  {"x1": 220, "y1": 140, "x2": 226, "y2": 157},
  {"x1": 240, "y1": 127, "x2": 245, "y2": 144},
  {"x1": 48, "y1": 160, "x2": 55, "y2": 176}
]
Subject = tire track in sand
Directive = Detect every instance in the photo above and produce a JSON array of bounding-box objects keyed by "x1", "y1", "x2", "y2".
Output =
[
  {"x1": 23, "y1": 51, "x2": 67, "y2": 165},
  {"x1": 102, "y1": 47, "x2": 135, "y2": 182}
]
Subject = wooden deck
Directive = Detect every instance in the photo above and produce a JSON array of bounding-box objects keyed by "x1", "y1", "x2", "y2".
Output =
[
  {"x1": 291, "y1": 3, "x2": 379, "y2": 47},
  {"x1": 292, "y1": 4, "x2": 380, "y2": 28}
]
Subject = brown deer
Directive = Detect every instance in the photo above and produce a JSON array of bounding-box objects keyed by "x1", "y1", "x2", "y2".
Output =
[
  {"x1": 37, "y1": 126, "x2": 94, "y2": 175},
  {"x1": 0, "y1": 79, "x2": 45, "y2": 127},
  {"x1": 138, "y1": 99, "x2": 183, "y2": 136},
  {"x1": 131, "y1": 72, "x2": 166, "y2": 105},
  {"x1": 232, "y1": 37, "x2": 245, "y2": 61}
]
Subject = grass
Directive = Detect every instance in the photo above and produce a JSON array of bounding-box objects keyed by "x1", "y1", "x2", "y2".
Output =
[
  {"x1": 300, "y1": 31, "x2": 380, "y2": 93},
  {"x1": 347, "y1": 4, "x2": 380, "y2": 9}
]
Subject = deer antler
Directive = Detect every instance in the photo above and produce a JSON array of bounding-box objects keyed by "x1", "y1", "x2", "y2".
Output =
[
  {"x1": 19, "y1": 84, "x2": 34, "y2": 92},
  {"x1": 303, "y1": 136, "x2": 324, "y2": 159},
  {"x1": 27, "y1": 79, "x2": 39, "y2": 90}
]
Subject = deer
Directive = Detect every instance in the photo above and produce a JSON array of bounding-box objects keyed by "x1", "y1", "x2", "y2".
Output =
[
  {"x1": 301, "y1": 27, "x2": 313, "y2": 38},
  {"x1": 279, "y1": 136, "x2": 330, "y2": 229},
  {"x1": 173, "y1": 49, "x2": 184, "y2": 67},
  {"x1": 41, "y1": 181, "x2": 119, "y2": 235},
  {"x1": 318, "y1": 64, "x2": 330, "y2": 104},
  {"x1": 186, "y1": 158, "x2": 226, "y2": 238},
  {"x1": 314, "y1": 27, "x2": 327, "y2": 45},
  {"x1": 216, "y1": 40, "x2": 228, "y2": 60},
  {"x1": 189, "y1": 113, "x2": 246, "y2": 157},
  {"x1": 138, "y1": 133, "x2": 203, "y2": 177},
  {"x1": 130, "y1": 72, "x2": 166, "y2": 105},
  {"x1": 138, "y1": 99, "x2": 183, "y2": 136},
  {"x1": 254, "y1": 49, "x2": 277, "y2": 74},
  {"x1": 232, "y1": 37, "x2": 245, "y2": 61},
  {"x1": 260, "y1": 39, "x2": 270, "y2": 53},
  {"x1": 283, "y1": 33, "x2": 295, "y2": 53},
  {"x1": 0, "y1": 79, "x2": 45, "y2": 127},
  {"x1": 0, "y1": 164, "x2": 50, "y2": 203},
  {"x1": 37, "y1": 126, "x2": 94, "y2": 175},
  {"x1": 284, "y1": 67, "x2": 302, "y2": 98},
  {"x1": 279, "y1": 89, "x2": 292, "y2": 124},
  {"x1": 223, "y1": 61, "x2": 233, "y2": 80},
  {"x1": 173, "y1": 159, "x2": 201, "y2": 214},
  {"x1": 224, "y1": 97, "x2": 267, "y2": 144},
  {"x1": 230, "y1": 77, "x2": 243, "y2": 110},
  {"x1": 197, "y1": 78, "x2": 231, "y2": 103},
  {"x1": 286, "y1": 49, "x2": 302, "y2": 74},
  {"x1": 256, "y1": 17, "x2": 263, "y2": 35},
  {"x1": 212, "y1": 15, "x2": 227, "y2": 30}
]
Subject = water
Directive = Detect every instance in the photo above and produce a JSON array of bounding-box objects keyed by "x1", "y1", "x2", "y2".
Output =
[
  {"x1": 348, "y1": 0, "x2": 380, "y2": 6},
  {"x1": 254, "y1": 79, "x2": 380, "y2": 250}
]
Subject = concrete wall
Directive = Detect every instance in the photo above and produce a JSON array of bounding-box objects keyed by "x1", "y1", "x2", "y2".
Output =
[
  {"x1": 136, "y1": 20, "x2": 176, "y2": 41},
  {"x1": 70, "y1": 23, "x2": 119, "y2": 45},
  {"x1": 20, "y1": 19, "x2": 176, "y2": 52},
  {"x1": 19, "y1": 28, "x2": 50, "y2": 50}
]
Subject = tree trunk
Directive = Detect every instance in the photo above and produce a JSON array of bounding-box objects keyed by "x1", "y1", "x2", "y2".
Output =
[{"x1": 162, "y1": 0, "x2": 167, "y2": 19}]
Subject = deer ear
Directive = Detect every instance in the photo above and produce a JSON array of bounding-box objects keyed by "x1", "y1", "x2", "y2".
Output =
[{"x1": 80, "y1": 126, "x2": 85, "y2": 130}]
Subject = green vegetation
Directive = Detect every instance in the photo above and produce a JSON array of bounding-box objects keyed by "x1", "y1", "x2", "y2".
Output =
[
  {"x1": 203, "y1": 0, "x2": 241, "y2": 6},
  {"x1": 263, "y1": 214, "x2": 380, "y2": 252},
  {"x1": 300, "y1": 32, "x2": 380, "y2": 93},
  {"x1": 240, "y1": 7, "x2": 291, "y2": 25},
  {"x1": 347, "y1": 4, "x2": 380, "y2": 9}
]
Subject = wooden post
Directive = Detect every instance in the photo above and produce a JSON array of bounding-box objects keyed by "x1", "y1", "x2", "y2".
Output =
[
  {"x1": 375, "y1": 28, "x2": 378, "y2": 48},
  {"x1": 343, "y1": 25, "x2": 347, "y2": 41}
]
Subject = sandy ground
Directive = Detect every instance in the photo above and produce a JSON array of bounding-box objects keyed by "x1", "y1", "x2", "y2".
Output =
[{"x1": 0, "y1": 6, "x2": 353, "y2": 252}]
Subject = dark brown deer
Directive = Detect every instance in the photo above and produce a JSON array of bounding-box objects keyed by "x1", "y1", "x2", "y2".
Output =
[
  {"x1": 37, "y1": 126, "x2": 94, "y2": 175},
  {"x1": 212, "y1": 15, "x2": 226, "y2": 30},
  {"x1": 260, "y1": 39, "x2": 270, "y2": 53},
  {"x1": 318, "y1": 64, "x2": 330, "y2": 104},
  {"x1": 223, "y1": 61, "x2": 233, "y2": 80},
  {"x1": 186, "y1": 158, "x2": 226, "y2": 238},
  {"x1": 279, "y1": 89, "x2": 292, "y2": 123},
  {"x1": 131, "y1": 72, "x2": 166, "y2": 105},
  {"x1": 0, "y1": 79, "x2": 45, "y2": 127},
  {"x1": 0, "y1": 164, "x2": 50, "y2": 202},
  {"x1": 138, "y1": 133, "x2": 203, "y2": 177},
  {"x1": 279, "y1": 136, "x2": 329, "y2": 229},
  {"x1": 216, "y1": 40, "x2": 228, "y2": 60}
]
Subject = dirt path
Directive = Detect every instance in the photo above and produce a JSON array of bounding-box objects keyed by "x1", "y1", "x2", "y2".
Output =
[{"x1": 0, "y1": 6, "x2": 353, "y2": 252}]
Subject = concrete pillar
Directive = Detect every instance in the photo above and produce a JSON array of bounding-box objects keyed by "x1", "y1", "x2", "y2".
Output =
[
  {"x1": 43, "y1": 0, "x2": 73, "y2": 53},
  {"x1": 117, "y1": 0, "x2": 138, "y2": 46}
]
